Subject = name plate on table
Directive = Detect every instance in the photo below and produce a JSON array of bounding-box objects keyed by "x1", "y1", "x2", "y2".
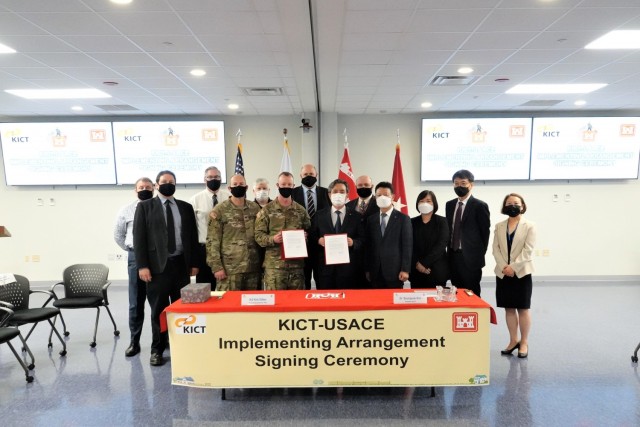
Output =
[
  {"x1": 393, "y1": 293, "x2": 428, "y2": 305},
  {"x1": 241, "y1": 294, "x2": 275, "y2": 306}
]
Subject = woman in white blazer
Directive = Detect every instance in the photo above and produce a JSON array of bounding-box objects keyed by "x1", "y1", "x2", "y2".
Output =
[{"x1": 492, "y1": 193, "x2": 536, "y2": 359}]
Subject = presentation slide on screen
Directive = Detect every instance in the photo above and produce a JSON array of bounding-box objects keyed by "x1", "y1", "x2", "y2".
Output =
[
  {"x1": 421, "y1": 118, "x2": 532, "y2": 181},
  {"x1": 531, "y1": 117, "x2": 640, "y2": 180},
  {"x1": 113, "y1": 121, "x2": 226, "y2": 184},
  {"x1": 0, "y1": 122, "x2": 116, "y2": 185}
]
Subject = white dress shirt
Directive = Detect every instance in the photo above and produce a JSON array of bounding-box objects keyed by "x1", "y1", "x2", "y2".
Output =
[
  {"x1": 189, "y1": 188, "x2": 230, "y2": 243},
  {"x1": 113, "y1": 199, "x2": 139, "y2": 251}
]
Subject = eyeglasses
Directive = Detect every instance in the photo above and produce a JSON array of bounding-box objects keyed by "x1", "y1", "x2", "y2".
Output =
[{"x1": 205, "y1": 176, "x2": 221, "y2": 181}]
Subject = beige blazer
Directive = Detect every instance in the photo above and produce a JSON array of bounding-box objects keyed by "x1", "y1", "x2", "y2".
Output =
[{"x1": 492, "y1": 216, "x2": 536, "y2": 279}]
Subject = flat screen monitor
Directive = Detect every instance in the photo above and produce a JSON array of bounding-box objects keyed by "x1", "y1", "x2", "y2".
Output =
[
  {"x1": 0, "y1": 122, "x2": 116, "y2": 185},
  {"x1": 421, "y1": 118, "x2": 532, "y2": 181},
  {"x1": 530, "y1": 117, "x2": 640, "y2": 180},
  {"x1": 113, "y1": 121, "x2": 225, "y2": 185}
]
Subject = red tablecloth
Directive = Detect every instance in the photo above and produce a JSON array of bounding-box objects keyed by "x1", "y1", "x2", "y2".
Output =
[{"x1": 161, "y1": 289, "x2": 497, "y2": 331}]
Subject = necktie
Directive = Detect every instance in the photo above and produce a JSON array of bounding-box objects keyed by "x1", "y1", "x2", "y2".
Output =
[
  {"x1": 212, "y1": 194, "x2": 218, "y2": 207},
  {"x1": 380, "y1": 213, "x2": 387, "y2": 237},
  {"x1": 335, "y1": 210, "x2": 342, "y2": 233},
  {"x1": 306, "y1": 189, "x2": 315, "y2": 218},
  {"x1": 451, "y1": 201, "x2": 463, "y2": 250},
  {"x1": 165, "y1": 200, "x2": 176, "y2": 254},
  {"x1": 359, "y1": 199, "x2": 366, "y2": 213}
]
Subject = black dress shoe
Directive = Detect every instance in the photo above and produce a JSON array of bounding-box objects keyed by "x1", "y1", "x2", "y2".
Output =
[
  {"x1": 500, "y1": 342, "x2": 520, "y2": 355},
  {"x1": 125, "y1": 343, "x2": 141, "y2": 357},
  {"x1": 150, "y1": 353, "x2": 165, "y2": 366}
]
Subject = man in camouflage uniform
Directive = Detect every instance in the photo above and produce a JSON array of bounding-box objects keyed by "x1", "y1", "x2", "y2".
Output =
[
  {"x1": 255, "y1": 171, "x2": 311, "y2": 290},
  {"x1": 206, "y1": 174, "x2": 262, "y2": 291}
]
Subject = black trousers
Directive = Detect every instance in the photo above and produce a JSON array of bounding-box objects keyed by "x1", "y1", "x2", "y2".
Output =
[
  {"x1": 146, "y1": 255, "x2": 189, "y2": 354},
  {"x1": 449, "y1": 251, "x2": 482, "y2": 296},
  {"x1": 303, "y1": 257, "x2": 318, "y2": 290},
  {"x1": 370, "y1": 267, "x2": 404, "y2": 289},
  {"x1": 127, "y1": 250, "x2": 146, "y2": 343},
  {"x1": 195, "y1": 244, "x2": 216, "y2": 287}
]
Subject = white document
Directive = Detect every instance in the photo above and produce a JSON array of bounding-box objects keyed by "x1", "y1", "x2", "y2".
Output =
[
  {"x1": 281, "y1": 229, "x2": 308, "y2": 259},
  {"x1": 324, "y1": 233, "x2": 350, "y2": 265}
]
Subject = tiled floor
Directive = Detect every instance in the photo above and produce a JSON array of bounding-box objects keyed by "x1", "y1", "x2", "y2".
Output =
[{"x1": 1, "y1": 280, "x2": 639, "y2": 426}]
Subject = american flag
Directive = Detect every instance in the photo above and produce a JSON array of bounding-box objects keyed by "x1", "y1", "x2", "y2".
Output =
[{"x1": 234, "y1": 143, "x2": 244, "y2": 175}]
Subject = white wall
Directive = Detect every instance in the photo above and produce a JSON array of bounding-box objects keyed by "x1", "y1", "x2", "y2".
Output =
[
  {"x1": 0, "y1": 115, "x2": 307, "y2": 281},
  {"x1": 1, "y1": 112, "x2": 639, "y2": 281},
  {"x1": 326, "y1": 114, "x2": 640, "y2": 279}
]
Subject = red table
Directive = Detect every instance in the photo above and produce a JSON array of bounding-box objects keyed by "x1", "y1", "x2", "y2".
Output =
[{"x1": 162, "y1": 289, "x2": 496, "y2": 389}]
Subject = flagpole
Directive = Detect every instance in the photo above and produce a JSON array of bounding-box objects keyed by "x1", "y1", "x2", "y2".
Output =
[{"x1": 234, "y1": 129, "x2": 245, "y2": 176}]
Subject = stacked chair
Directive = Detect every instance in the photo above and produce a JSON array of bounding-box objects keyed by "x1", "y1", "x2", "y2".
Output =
[
  {"x1": 0, "y1": 274, "x2": 67, "y2": 356},
  {"x1": 0, "y1": 302, "x2": 35, "y2": 383}
]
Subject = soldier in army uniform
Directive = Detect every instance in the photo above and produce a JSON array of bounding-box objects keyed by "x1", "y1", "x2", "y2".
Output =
[
  {"x1": 206, "y1": 174, "x2": 262, "y2": 291},
  {"x1": 255, "y1": 171, "x2": 311, "y2": 290}
]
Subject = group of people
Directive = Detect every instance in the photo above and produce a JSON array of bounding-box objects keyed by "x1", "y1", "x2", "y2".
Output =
[{"x1": 114, "y1": 166, "x2": 537, "y2": 366}]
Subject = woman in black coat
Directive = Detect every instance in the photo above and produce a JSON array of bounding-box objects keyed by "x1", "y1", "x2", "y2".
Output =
[{"x1": 410, "y1": 190, "x2": 450, "y2": 288}]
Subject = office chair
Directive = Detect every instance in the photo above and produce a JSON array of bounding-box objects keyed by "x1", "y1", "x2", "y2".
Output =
[
  {"x1": 50, "y1": 264, "x2": 120, "y2": 348},
  {"x1": 0, "y1": 274, "x2": 67, "y2": 356},
  {"x1": 0, "y1": 303, "x2": 35, "y2": 382}
]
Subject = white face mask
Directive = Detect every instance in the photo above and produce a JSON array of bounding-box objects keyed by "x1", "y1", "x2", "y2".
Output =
[
  {"x1": 255, "y1": 189, "x2": 269, "y2": 202},
  {"x1": 376, "y1": 195, "x2": 393, "y2": 209},
  {"x1": 418, "y1": 202, "x2": 434, "y2": 215},
  {"x1": 330, "y1": 193, "x2": 347, "y2": 207}
]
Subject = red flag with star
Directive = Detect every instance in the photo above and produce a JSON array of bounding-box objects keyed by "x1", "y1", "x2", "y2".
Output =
[
  {"x1": 338, "y1": 143, "x2": 357, "y2": 201},
  {"x1": 391, "y1": 143, "x2": 408, "y2": 215}
]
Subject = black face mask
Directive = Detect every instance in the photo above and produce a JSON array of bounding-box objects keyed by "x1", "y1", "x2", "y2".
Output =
[
  {"x1": 301, "y1": 176, "x2": 317, "y2": 188},
  {"x1": 278, "y1": 187, "x2": 293, "y2": 198},
  {"x1": 356, "y1": 187, "x2": 372, "y2": 199},
  {"x1": 230, "y1": 186, "x2": 248, "y2": 198},
  {"x1": 503, "y1": 205, "x2": 521, "y2": 217},
  {"x1": 206, "y1": 179, "x2": 222, "y2": 191},
  {"x1": 137, "y1": 189, "x2": 153, "y2": 201},
  {"x1": 158, "y1": 183, "x2": 176, "y2": 197},
  {"x1": 454, "y1": 186, "x2": 470, "y2": 197}
]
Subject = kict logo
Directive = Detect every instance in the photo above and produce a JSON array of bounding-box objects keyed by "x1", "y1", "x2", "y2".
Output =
[
  {"x1": 174, "y1": 314, "x2": 207, "y2": 334},
  {"x1": 452, "y1": 312, "x2": 478, "y2": 332},
  {"x1": 305, "y1": 292, "x2": 345, "y2": 300},
  {"x1": 432, "y1": 132, "x2": 450, "y2": 139}
]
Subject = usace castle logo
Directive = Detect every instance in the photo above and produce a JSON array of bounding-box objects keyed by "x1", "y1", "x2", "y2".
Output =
[{"x1": 452, "y1": 312, "x2": 478, "y2": 332}]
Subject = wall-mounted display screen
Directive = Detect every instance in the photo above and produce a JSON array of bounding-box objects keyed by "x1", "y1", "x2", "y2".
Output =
[
  {"x1": 0, "y1": 122, "x2": 116, "y2": 185},
  {"x1": 113, "y1": 121, "x2": 226, "y2": 185},
  {"x1": 530, "y1": 117, "x2": 640, "y2": 180},
  {"x1": 421, "y1": 118, "x2": 532, "y2": 181}
]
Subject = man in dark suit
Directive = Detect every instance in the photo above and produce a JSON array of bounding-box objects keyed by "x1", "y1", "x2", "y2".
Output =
[
  {"x1": 292, "y1": 164, "x2": 329, "y2": 289},
  {"x1": 346, "y1": 175, "x2": 379, "y2": 288},
  {"x1": 445, "y1": 169, "x2": 490, "y2": 296},
  {"x1": 311, "y1": 179, "x2": 364, "y2": 290},
  {"x1": 365, "y1": 181, "x2": 412, "y2": 289},
  {"x1": 134, "y1": 170, "x2": 200, "y2": 366},
  {"x1": 346, "y1": 175, "x2": 379, "y2": 219}
]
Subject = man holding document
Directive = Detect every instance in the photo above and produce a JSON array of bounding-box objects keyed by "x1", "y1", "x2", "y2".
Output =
[
  {"x1": 311, "y1": 179, "x2": 364, "y2": 290},
  {"x1": 255, "y1": 172, "x2": 311, "y2": 290}
]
